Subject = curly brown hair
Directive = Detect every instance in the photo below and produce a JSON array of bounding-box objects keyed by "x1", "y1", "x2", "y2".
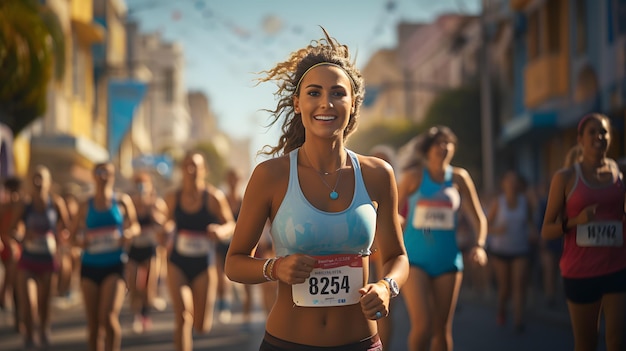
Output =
[{"x1": 256, "y1": 26, "x2": 365, "y2": 156}]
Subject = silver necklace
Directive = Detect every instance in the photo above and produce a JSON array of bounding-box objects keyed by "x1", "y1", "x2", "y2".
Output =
[{"x1": 301, "y1": 147, "x2": 344, "y2": 200}]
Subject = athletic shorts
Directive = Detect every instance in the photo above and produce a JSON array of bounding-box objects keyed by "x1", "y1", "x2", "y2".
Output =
[
  {"x1": 168, "y1": 249, "x2": 212, "y2": 283},
  {"x1": 259, "y1": 332, "x2": 382, "y2": 351},
  {"x1": 128, "y1": 245, "x2": 156, "y2": 264},
  {"x1": 488, "y1": 251, "x2": 529, "y2": 262},
  {"x1": 563, "y1": 268, "x2": 626, "y2": 304},
  {"x1": 80, "y1": 263, "x2": 125, "y2": 286},
  {"x1": 17, "y1": 256, "x2": 58, "y2": 274}
]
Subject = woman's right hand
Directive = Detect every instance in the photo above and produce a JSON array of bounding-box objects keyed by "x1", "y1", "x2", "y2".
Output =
[
  {"x1": 273, "y1": 254, "x2": 317, "y2": 285},
  {"x1": 575, "y1": 204, "x2": 598, "y2": 226}
]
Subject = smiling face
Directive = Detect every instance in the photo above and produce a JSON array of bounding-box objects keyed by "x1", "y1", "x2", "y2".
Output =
[
  {"x1": 578, "y1": 115, "x2": 611, "y2": 158},
  {"x1": 293, "y1": 64, "x2": 355, "y2": 141}
]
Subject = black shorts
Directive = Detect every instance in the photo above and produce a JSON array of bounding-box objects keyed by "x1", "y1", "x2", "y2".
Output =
[
  {"x1": 563, "y1": 268, "x2": 626, "y2": 304},
  {"x1": 128, "y1": 245, "x2": 156, "y2": 264},
  {"x1": 260, "y1": 332, "x2": 382, "y2": 351},
  {"x1": 168, "y1": 249, "x2": 212, "y2": 283},
  {"x1": 80, "y1": 263, "x2": 125, "y2": 286},
  {"x1": 488, "y1": 251, "x2": 529, "y2": 262}
]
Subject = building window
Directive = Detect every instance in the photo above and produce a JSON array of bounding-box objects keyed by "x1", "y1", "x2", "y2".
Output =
[
  {"x1": 164, "y1": 68, "x2": 174, "y2": 103},
  {"x1": 527, "y1": 10, "x2": 540, "y2": 60},
  {"x1": 575, "y1": 0, "x2": 587, "y2": 54},
  {"x1": 546, "y1": 0, "x2": 561, "y2": 53},
  {"x1": 72, "y1": 35, "x2": 86, "y2": 101}
]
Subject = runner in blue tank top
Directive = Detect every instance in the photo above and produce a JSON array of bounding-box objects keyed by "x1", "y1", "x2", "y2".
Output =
[
  {"x1": 71, "y1": 162, "x2": 139, "y2": 351},
  {"x1": 397, "y1": 126, "x2": 488, "y2": 351}
]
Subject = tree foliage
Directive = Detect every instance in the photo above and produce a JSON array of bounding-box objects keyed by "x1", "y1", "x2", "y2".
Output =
[
  {"x1": 0, "y1": 0, "x2": 65, "y2": 135},
  {"x1": 348, "y1": 83, "x2": 483, "y2": 185},
  {"x1": 421, "y1": 83, "x2": 483, "y2": 182},
  {"x1": 192, "y1": 141, "x2": 229, "y2": 186},
  {"x1": 347, "y1": 118, "x2": 422, "y2": 155}
]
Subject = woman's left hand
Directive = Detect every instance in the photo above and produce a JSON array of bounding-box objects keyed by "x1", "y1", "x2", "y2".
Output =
[
  {"x1": 470, "y1": 246, "x2": 487, "y2": 266},
  {"x1": 358, "y1": 282, "x2": 390, "y2": 320}
]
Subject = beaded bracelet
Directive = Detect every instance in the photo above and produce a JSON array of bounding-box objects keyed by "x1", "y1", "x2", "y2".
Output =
[
  {"x1": 271, "y1": 257, "x2": 283, "y2": 281},
  {"x1": 262, "y1": 258, "x2": 274, "y2": 281},
  {"x1": 267, "y1": 258, "x2": 277, "y2": 281}
]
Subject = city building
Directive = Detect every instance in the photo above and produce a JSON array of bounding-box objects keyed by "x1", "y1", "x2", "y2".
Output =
[
  {"x1": 28, "y1": 0, "x2": 108, "y2": 192},
  {"x1": 500, "y1": 0, "x2": 626, "y2": 182}
]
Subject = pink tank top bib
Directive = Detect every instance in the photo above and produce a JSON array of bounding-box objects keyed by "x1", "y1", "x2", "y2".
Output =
[{"x1": 560, "y1": 162, "x2": 626, "y2": 278}]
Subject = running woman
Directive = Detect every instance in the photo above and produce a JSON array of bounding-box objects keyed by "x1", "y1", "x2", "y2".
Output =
[
  {"x1": 542, "y1": 113, "x2": 626, "y2": 351},
  {"x1": 11, "y1": 166, "x2": 70, "y2": 349},
  {"x1": 71, "y1": 162, "x2": 139, "y2": 351},
  {"x1": 127, "y1": 172, "x2": 168, "y2": 333},
  {"x1": 163, "y1": 151, "x2": 235, "y2": 351}
]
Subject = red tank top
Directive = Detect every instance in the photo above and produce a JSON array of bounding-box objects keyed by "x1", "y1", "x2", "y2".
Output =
[{"x1": 561, "y1": 162, "x2": 626, "y2": 278}]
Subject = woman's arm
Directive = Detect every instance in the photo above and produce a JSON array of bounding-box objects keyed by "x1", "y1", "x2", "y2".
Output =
[
  {"x1": 455, "y1": 167, "x2": 488, "y2": 265},
  {"x1": 53, "y1": 194, "x2": 71, "y2": 233},
  {"x1": 358, "y1": 156, "x2": 408, "y2": 319},
  {"x1": 225, "y1": 160, "x2": 282, "y2": 284},
  {"x1": 395, "y1": 167, "x2": 420, "y2": 230},
  {"x1": 541, "y1": 169, "x2": 569, "y2": 240},
  {"x1": 207, "y1": 186, "x2": 236, "y2": 243},
  {"x1": 485, "y1": 196, "x2": 503, "y2": 236},
  {"x1": 119, "y1": 193, "x2": 140, "y2": 241},
  {"x1": 69, "y1": 200, "x2": 88, "y2": 247},
  {"x1": 369, "y1": 158, "x2": 409, "y2": 286}
]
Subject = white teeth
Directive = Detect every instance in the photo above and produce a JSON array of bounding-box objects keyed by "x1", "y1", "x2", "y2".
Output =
[{"x1": 314, "y1": 115, "x2": 335, "y2": 121}]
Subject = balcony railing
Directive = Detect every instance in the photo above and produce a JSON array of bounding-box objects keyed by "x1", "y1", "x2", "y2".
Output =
[
  {"x1": 510, "y1": 0, "x2": 533, "y2": 11},
  {"x1": 524, "y1": 53, "x2": 569, "y2": 108}
]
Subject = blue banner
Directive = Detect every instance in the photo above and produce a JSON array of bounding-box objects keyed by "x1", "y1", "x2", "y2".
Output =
[
  {"x1": 132, "y1": 154, "x2": 174, "y2": 179},
  {"x1": 107, "y1": 79, "x2": 147, "y2": 157}
]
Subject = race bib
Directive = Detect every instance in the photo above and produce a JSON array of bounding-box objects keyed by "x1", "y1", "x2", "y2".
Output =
[
  {"x1": 176, "y1": 230, "x2": 212, "y2": 256},
  {"x1": 576, "y1": 221, "x2": 623, "y2": 247},
  {"x1": 412, "y1": 202, "x2": 455, "y2": 230},
  {"x1": 24, "y1": 231, "x2": 56, "y2": 254},
  {"x1": 86, "y1": 227, "x2": 121, "y2": 254},
  {"x1": 292, "y1": 254, "x2": 364, "y2": 307},
  {"x1": 133, "y1": 227, "x2": 158, "y2": 247}
]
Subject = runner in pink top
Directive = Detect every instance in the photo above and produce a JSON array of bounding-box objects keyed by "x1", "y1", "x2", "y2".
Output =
[{"x1": 541, "y1": 113, "x2": 626, "y2": 351}]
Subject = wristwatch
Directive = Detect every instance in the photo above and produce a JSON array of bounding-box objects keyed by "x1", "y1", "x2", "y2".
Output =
[{"x1": 382, "y1": 277, "x2": 400, "y2": 298}]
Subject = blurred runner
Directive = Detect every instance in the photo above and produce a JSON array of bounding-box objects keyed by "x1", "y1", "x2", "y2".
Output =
[
  {"x1": 12, "y1": 166, "x2": 70, "y2": 349},
  {"x1": 71, "y1": 162, "x2": 139, "y2": 351},
  {"x1": 127, "y1": 172, "x2": 168, "y2": 333},
  {"x1": 163, "y1": 151, "x2": 235, "y2": 351}
]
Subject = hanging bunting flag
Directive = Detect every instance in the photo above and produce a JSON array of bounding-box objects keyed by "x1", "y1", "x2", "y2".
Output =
[{"x1": 107, "y1": 80, "x2": 148, "y2": 157}]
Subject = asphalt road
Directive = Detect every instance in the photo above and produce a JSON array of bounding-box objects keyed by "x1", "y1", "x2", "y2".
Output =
[{"x1": 0, "y1": 280, "x2": 609, "y2": 351}]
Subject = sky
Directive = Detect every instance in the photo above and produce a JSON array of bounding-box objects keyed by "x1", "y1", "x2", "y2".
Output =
[{"x1": 125, "y1": 0, "x2": 481, "y2": 164}]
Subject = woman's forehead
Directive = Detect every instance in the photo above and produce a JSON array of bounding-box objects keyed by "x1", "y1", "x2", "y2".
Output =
[{"x1": 301, "y1": 65, "x2": 352, "y2": 88}]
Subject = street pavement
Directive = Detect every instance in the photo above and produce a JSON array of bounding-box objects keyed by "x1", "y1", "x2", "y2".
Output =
[{"x1": 0, "y1": 280, "x2": 609, "y2": 351}]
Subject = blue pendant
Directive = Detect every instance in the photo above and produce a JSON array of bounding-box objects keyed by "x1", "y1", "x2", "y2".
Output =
[{"x1": 330, "y1": 191, "x2": 339, "y2": 200}]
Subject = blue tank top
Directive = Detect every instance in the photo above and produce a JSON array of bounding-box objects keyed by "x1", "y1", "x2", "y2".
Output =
[
  {"x1": 403, "y1": 166, "x2": 463, "y2": 272},
  {"x1": 22, "y1": 197, "x2": 58, "y2": 260},
  {"x1": 270, "y1": 148, "x2": 377, "y2": 257},
  {"x1": 81, "y1": 196, "x2": 125, "y2": 267}
]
